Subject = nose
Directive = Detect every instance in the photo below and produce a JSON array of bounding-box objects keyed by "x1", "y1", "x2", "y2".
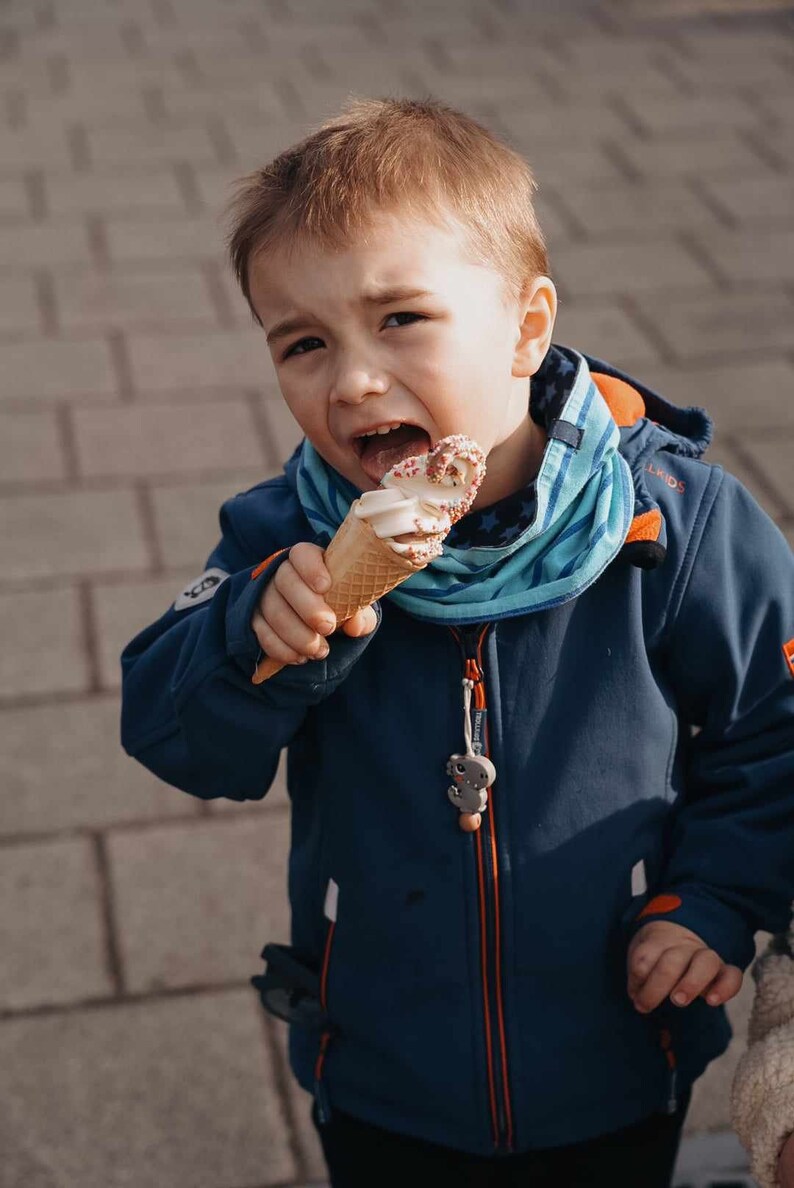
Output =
[{"x1": 329, "y1": 350, "x2": 389, "y2": 406}]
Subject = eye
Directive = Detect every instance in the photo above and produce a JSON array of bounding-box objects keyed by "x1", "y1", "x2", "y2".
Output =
[
  {"x1": 283, "y1": 336, "x2": 324, "y2": 360},
  {"x1": 383, "y1": 311, "x2": 426, "y2": 329}
]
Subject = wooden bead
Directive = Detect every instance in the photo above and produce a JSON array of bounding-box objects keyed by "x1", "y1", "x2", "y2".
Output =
[{"x1": 459, "y1": 812, "x2": 482, "y2": 833}]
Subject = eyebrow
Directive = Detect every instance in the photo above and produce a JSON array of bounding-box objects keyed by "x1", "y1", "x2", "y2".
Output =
[{"x1": 265, "y1": 286, "x2": 436, "y2": 345}]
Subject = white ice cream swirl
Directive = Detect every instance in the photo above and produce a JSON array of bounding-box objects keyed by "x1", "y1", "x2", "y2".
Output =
[{"x1": 353, "y1": 434, "x2": 487, "y2": 564}]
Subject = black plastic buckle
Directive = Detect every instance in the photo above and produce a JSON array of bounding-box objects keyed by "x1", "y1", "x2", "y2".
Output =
[{"x1": 250, "y1": 943, "x2": 331, "y2": 1031}]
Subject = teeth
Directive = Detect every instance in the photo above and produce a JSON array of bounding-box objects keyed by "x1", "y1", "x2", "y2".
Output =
[{"x1": 359, "y1": 423, "x2": 403, "y2": 438}]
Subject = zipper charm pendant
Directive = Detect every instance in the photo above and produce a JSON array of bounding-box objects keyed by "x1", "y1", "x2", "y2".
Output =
[{"x1": 447, "y1": 677, "x2": 496, "y2": 832}]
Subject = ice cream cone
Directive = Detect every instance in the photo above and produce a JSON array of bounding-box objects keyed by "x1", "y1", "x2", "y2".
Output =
[{"x1": 251, "y1": 504, "x2": 428, "y2": 685}]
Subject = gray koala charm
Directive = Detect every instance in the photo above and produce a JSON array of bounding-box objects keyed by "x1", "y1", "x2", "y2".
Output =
[{"x1": 446, "y1": 753, "x2": 497, "y2": 814}]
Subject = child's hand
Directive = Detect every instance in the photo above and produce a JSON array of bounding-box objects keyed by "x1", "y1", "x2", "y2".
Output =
[
  {"x1": 627, "y1": 920, "x2": 743, "y2": 1014},
  {"x1": 251, "y1": 542, "x2": 377, "y2": 666}
]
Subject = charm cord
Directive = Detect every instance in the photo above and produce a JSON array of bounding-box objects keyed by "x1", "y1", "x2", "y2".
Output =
[{"x1": 446, "y1": 677, "x2": 497, "y2": 832}]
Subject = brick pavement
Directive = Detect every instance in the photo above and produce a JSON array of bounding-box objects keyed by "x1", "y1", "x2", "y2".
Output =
[{"x1": 1, "y1": 0, "x2": 792, "y2": 1184}]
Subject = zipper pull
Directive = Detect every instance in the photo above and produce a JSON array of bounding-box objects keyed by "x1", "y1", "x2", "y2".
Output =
[{"x1": 314, "y1": 1075, "x2": 332, "y2": 1125}]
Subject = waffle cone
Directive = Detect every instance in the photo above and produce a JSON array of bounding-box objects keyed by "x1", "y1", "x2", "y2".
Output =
[{"x1": 252, "y1": 502, "x2": 426, "y2": 684}]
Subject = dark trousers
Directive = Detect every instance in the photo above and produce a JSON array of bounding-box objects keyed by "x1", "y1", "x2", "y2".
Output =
[{"x1": 311, "y1": 1091, "x2": 691, "y2": 1188}]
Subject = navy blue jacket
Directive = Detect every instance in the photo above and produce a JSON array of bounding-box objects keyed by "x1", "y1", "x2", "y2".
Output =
[{"x1": 120, "y1": 353, "x2": 794, "y2": 1155}]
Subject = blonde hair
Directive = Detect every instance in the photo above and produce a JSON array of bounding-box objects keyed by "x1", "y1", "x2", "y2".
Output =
[{"x1": 226, "y1": 96, "x2": 549, "y2": 321}]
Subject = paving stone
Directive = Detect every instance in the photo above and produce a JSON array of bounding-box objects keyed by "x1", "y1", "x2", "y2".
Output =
[
  {"x1": 73, "y1": 399, "x2": 266, "y2": 479},
  {"x1": 0, "y1": 177, "x2": 31, "y2": 220},
  {"x1": 0, "y1": 695, "x2": 199, "y2": 837},
  {"x1": 222, "y1": 118, "x2": 322, "y2": 171},
  {"x1": 21, "y1": 89, "x2": 153, "y2": 125},
  {"x1": 0, "y1": 274, "x2": 42, "y2": 333},
  {"x1": 0, "y1": 129, "x2": 72, "y2": 170},
  {"x1": 92, "y1": 570, "x2": 196, "y2": 692},
  {"x1": 697, "y1": 228, "x2": 794, "y2": 285},
  {"x1": 669, "y1": 50, "x2": 793, "y2": 90},
  {"x1": 1, "y1": 336, "x2": 118, "y2": 404},
  {"x1": 52, "y1": 267, "x2": 217, "y2": 331},
  {"x1": 761, "y1": 123, "x2": 794, "y2": 169},
  {"x1": 193, "y1": 163, "x2": 257, "y2": 220},
  {"x1": 532, "y1": 192, "x2": 574, "y2": 247},
  {"x1": 405, "y1": 71, "x2": 551, "y2": 109},
  {"x1": 0, "y1": 489, "x2": 149, "y2": 582},
  {"x1": 0, "y1": 587, "x2": 90, "y2": 699},
  {"x1": 127, "y1": 326, "x2": 268, "y2": 392},
  {"x1": 160, "y1": 81, "x2": 283, "y2": 120},
  {"x1": 552, "y1": 239, "x2": 712, "y2": 299},
  {"x1": 0, "y1": 990, "x2": 296, "y2": 1187},
  {"x1": 44, "y1": 168, "x2": 187, "y2": 216},
  {"x1": 497, "y1": 136, "x2": 626, "y2": 186},
  {"x1": 213, "y1": 264, "x2": 257, "y2": 324},
  {"x1": 633, "y1": 289, "x2": 794, "y2": 363},
  {"x1": 0, "y1": 835, "x2": 111, "y2": 1011},
  {"x1": 554, "y1": 181, "x2": 721, "y2": 238},
  {"x1": 554, "y1": 59, "x2": 683, "y2": 100},
  {"x1": 85, "y1": 122, "x2": 221, "y2": 167},
  {"x1": 492, "y1": 102, "x2": 637, "y2": 147},
  {"x1": 616, "y1": 132, "x2": 771, "y2": 178},
  {"x1": 632, "y1": 360, "x2": 794, "y2": 433},
  {"x1": 675, "y1": 28, "x2": 792, "y2": 60},
  {"x1": 0, "y1": 410, "x2": 66, "y2": 484},
  {"x1": 701, "y1": 174, "x2": 794, "y2": 225},
  {"x1": 674, "y1": 1131, "x2": 752, "y2": 1187},
  {"x1": 109, "y1": 812, "x2": 291, "y2": 991},
  {"x1": 0, "y1": 222, "x2": 94, "y2": 269},
  {"x1": 259, "y1": 394, "x2": 305, "y2": 467},
  {"x1": 149, "y1": 473, "x2": 279, "y2": 569},
  {"x1": 105, "y1": 215, "x2": 226, "y2": 265},
  {"x1": 554, "y1": 303, "x2": 660, "y2": 367},
  {"x1": 741, "y1": 435, "x2": 794, "y2": 516},
  {"x1": 618, "y1": 92, "x2": 763, "y2": 135}
]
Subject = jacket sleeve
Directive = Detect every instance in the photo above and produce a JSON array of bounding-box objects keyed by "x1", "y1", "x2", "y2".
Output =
[
  {"x1": 635, "y1": 468, "x2": 794, "y2": 969},
  {"x1": 120, "y1": 487, "x2": 381, "y2": 802},
  {"x1": 731, "y1": 920, "x2": 794, "y2": 1188}
]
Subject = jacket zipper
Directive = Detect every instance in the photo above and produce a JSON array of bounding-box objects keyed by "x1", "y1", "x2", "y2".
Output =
[
  {"x1": 313, "y1": 917, "x2": 336, "y2": 1124},
  {"x1": 451, "y1": 623, "x2": 514, "y2": 1152}
]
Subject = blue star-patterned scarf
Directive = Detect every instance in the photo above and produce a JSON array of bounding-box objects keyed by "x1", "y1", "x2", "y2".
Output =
[{"x1": 294, "y1": 345, "x2": 634, "y2": 624}]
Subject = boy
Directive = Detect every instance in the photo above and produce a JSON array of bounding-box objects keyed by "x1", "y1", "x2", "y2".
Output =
[{"x1": 120, "y1": 98, "x2": 794, "y2": 1187}]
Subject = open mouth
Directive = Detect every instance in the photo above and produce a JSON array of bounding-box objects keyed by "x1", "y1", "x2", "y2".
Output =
[{"x1": 353, "y1": 422, "x2": 432, "y2": 484}]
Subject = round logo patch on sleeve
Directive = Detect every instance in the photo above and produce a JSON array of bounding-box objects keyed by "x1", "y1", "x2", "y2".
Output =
[{"x1": 173, "y1": 568, "x2": 229, "y2": 611}]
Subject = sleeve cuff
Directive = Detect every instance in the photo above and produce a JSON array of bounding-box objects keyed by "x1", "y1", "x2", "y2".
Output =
[{"x1": 630, "y1": 886, "x2": 757, "y2": 970}]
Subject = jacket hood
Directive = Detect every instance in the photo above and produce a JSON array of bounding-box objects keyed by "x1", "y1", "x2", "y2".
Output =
[{"x1": 579, "y1": 350, "x2": 713, "y2": 569}]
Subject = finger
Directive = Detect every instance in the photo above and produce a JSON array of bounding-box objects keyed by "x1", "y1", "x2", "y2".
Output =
[
  {"x1": 261, "y1": 586, "x2": 329, "y2": 661},
  {"x1": 288, "y1": 542, "x2": 332, "y2": 595},
  {"x1": 630, "y1": 946, "x2": 696, "y2": 1014},
  {"x1": 668, "y1": 947, "x2": 723, "y2": 1007},
  {"x1": 250, "y1": 608, "x2": 308, "y2": 666},
  {"x1": 627, "y1": 937, "x2": 667, "y2": 998},
  {"x1": 274, "y1": 561, "x2": 337, "y2": 637},
  {"x1": 340, "y1": 605, "x2": 378, "y2": 638},
  {"x1": 701, "y1": 964, "x2": 743, "y2": 1007}
]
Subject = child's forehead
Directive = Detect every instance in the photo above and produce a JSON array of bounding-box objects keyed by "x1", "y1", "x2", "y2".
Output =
[{"x1": 249, "y1": 210, "x2": 489, "y2": 309}]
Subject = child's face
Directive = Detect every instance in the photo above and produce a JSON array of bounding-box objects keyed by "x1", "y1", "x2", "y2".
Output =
[{"x1": 249, "y1": 210, "x2": 553, "y2": 506}]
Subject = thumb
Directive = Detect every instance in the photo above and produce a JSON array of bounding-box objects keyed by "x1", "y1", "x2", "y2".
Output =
[{"x1": 340, "y1": 605, "x2": 378, "y2": 638}]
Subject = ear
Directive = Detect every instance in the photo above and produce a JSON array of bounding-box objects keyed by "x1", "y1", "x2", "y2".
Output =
[{"x1": 511, "y1": 276, "x2": 557, "y2": 378}]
